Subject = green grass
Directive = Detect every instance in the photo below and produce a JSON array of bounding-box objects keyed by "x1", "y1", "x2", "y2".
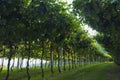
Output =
[
  {"x1": 46, "y1": 62, "x2": 120, "y2": 80},
  {"x1": 0, "y1": 62, "x2": 120, "y2": 80},
  {"x1": 47, "y1": 63, "x2": 109, "y2": 80}
]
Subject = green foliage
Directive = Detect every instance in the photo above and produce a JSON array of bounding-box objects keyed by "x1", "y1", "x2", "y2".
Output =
[
  {"x1": 73, "y1": 0, "x2": 120, "y2": 64},
  {"x1": 0, "y1": 1, "x2": 112, "y2": 79}
]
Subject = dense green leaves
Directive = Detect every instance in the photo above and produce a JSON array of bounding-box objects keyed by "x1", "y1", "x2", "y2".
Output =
[
  {"x1": 73, "y1": 0, "x2": 120, "y2": 64},
  {"x1": 0, "y1": 0, "x2": 112, "y2": 79},
  {"x1": 0, "y1": 0, "x2": 111, "y2": 63}
]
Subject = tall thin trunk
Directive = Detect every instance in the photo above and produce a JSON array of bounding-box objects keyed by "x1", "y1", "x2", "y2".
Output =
[
  {"x1": 63, "y1": 49, "x2": 66, "y2": 71},
  {"x1": 45, "y1": 57, "x2": 47, "y2": 69},
  {"x1": 77, "y1": 57, "x2": 79, "y2": 67},
  {"x1": 0, "y1": 48, "x2": 5, "y2": 72},
  {"x1": 35, "y1": 59, "x2": 37, "y2": 69},
  {"x1": 71, "y1": 52, "x2": 74, "y2": 69},
  {"x1": 79, "y1": 55, "x2": 81, "y2": 66},
  {"x1": 26, "y1": 42, "x2": 31, "y2": 80},
  {"x1": 58, "y1": 49, "x2": 61, "y2": 73},
  {"x1": 85, "y1": 54, "x2": 87, "y2": 64},
  {"x1": 87, "y1": 54, "x2": 90, "y2": 64},
  {"x1": 5, "y1": 42, "x2": 13, "y2": 80},
  {"x1": 11, "y1": 58, "x2": 15, "y2": 71},
  {"x1": 41, "y1": 40, "x2": 44, "y2": 80},
  {"x1": 68, "y1": 51, "x2": 71, "y2": 70},
  {"x1": 58, "y1": 47, "x2": 63, "y2": 73},
  {"x1": 74, "y1": 52, "x2": 77, "y2": 68},
  {"x1": 17, "y1": 52, "x2": 21, "y2": 69},
  {"x1": 50, "y1": 44, "x2": 54, "y2": 74},
  {"x1": 0, "y1": 58, "x2": 4, "y2": 72},
  {"x1": 31, "y1": 59, "x2": 33, "y2": 68},
  {"x1": 20, "y1": 57, "x2": 24, "y2": 70},
  {"x1": 39, "y1": 60, "x2": 41, "y2": 69},
  {"x1": 54, "y1": 59, "x2": 57, "y2": 67}
]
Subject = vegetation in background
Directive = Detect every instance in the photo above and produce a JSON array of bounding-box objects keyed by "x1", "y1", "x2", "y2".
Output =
[
  {"x1": 0, "y1": 0, "x2": 115, "y2": 80},
  {"x1": 73, "y1": 0, "x2": 120, "y2": 65}
]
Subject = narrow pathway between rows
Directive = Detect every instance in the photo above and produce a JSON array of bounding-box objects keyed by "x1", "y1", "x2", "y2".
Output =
[{"x1": 48, "y1": 62, "x2": 120, "y2": 80}]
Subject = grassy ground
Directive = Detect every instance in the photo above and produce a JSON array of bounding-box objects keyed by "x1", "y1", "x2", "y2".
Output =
[
  {"x1": 0, "y1": 62, "x2": 120, "y2": 80},
  {"x1": 47, "y1": 62, "x2": 120, "y2": 80}
]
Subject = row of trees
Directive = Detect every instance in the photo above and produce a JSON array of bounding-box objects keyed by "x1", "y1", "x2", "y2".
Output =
[
  {"x1": 0, "y1": 0, "x2": 111, "y2": 80},
  {"x1": 73, "y1": 0, "x2": 120, "y2": 65}
]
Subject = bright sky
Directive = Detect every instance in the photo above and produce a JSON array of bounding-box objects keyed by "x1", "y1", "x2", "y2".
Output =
[
  {"x1": 62, "y1": 0, "x2": 73, "y2": 4},
  {"x1": 83, "y1": 25, "x2": 98, "y2": 37}
]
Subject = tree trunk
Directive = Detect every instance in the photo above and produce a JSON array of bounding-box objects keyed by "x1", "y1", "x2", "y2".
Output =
[
  {"x1": 45, "y1": 57, "x2": 47, "y2": 69},
  {"x1": 50, "y1": 44, "x2": 54, "y2": 74},
  {"x1": 78, "y1": 55, "x2": 81, "y2": 66},
  {"x1": 11, "y1": 58, "x2": 15, "y2": 71},
  {"x1": 71, "y1": 52, "x2": 74, "y2": 69},
  {"x1": 58, "y1": 49, "x2": 61, "y2": 73},
  {"x1": 31, "y1": 59, "x2": 33, "y2": 68},
  {"x1": 74, "y1": 52, "x2": 77, "y2": 68},
  {"x1": 5, "y1": 42, "x2": 13, "y2": 80},
  {"x1": 68, "y1": 51, "x2": 71, "y2": 70},
  {"x1": 92, "y1": 54, "x2": 95, "y2": 63},
  {"x1": 87, "y1": 54, "x2": 90, "y2": 64},
  {"x1": 17, "y1": 52, "x2": 21, "y2": 69},
  {"x1": 77, "y1": 57, "x2": 79, "y2": 67},
  {"x1": 58, "y1": 46, "x2": 63, "y2": 73},
  {"x1": 0, "y1": 57, "x2": 4, "y2": 72},
  {"x1": 0, "y1": 48, "x2": 5, "y2": 72},
  {"x1": 26, "y1": 42, "x2": 31, "y2": 80},
  {"x1": 20, "y1": 57, "x2": 24, "y2": 70},
  {"x1": 35, "y1": 59, "x2": 37, "y2": 69},
  {"x1": 63, "y1": 49, "x2": 66, "y2": 71},
  {"x1": 41, "y1": 40, "x2": 45, "y2": 80}
]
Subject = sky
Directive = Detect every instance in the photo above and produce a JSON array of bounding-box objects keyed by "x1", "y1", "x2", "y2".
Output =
[
  {"x1": 62, "y1": 0, "x2": 73, "y2": 4},
  {"x1": 83, "y1": 25, "x2": 98, "y2": 37}
]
